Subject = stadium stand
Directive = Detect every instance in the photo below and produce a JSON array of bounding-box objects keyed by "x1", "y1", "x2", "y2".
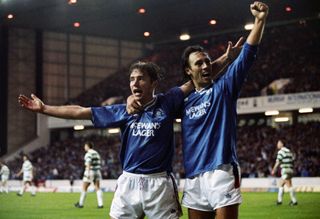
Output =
[
  {"x1": 69, "y1": 20, "x2": 319, "y2": 106},
  {"x1": 7, "y1": 121, "x2": 320, "y2": 181}
]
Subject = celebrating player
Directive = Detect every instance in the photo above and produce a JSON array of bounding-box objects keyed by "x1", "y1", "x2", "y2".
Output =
[
  {"x1": 19, "y1": 61, "x2": 194, "y2": 218},
  {"x1": 179, "y1": 2, "x2": 269, "y2": 219}
]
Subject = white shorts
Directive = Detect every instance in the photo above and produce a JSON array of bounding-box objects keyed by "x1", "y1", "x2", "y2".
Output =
[
  {"x1": 1, "y1": 175, "x2": 9, "y2": 182},
  {"x1": 23, "y1": 172, "x2": 33, "y2": 182},
  {"x1": 83, "y1": 169, "x2": 102, "y2": 183},
  {"x1": 110, "y1": 171, "x2": 182, "y2": 219},
  {"x1": 281, "y1": 168, "x2": 293, "y2": 180},
  {"x1": 182, "y1": 164, "x2": 242, "y2": 211}
]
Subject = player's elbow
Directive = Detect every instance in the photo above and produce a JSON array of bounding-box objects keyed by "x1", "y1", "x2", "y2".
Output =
[{"x1": 73, "y1": 107, "x2": 91, "y2": 120}]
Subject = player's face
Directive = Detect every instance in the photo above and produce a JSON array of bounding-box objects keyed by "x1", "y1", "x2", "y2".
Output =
[
  {"x1": 84, "y1": 144, "x2": 89, "y2": 151},
  {"x1": 130, "y1": 69, "x2": 156, "y2": 105},
  {"x1": 277, "y1": 140, "x2": 283, "y2": 149},
  {"x1": 186, "y1": 51, "x2": 212, "y2": 90}
]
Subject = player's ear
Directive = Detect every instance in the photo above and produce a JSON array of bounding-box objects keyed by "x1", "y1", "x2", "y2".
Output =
[{"x1": 185, "y1": 67, "x2": 192, "y2": 76}]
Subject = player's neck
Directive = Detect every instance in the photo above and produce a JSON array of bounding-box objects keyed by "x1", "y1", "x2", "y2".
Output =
[
  {"x1": 195, "y1": 81, "x2": 213, "y2": 92},
  {"x1": 140, "y1": 97, "x2": 156, "y2": 108}
]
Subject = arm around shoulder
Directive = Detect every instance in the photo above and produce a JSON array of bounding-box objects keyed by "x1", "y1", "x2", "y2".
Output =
[{"x1": 179, "y1": 80, "x2": 194, "y2": 97}]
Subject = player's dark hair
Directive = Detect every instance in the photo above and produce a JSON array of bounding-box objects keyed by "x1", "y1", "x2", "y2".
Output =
[
  {"x1": 85, "y1": 141, "x2": 94, "y2": 149},
  {"x1": 129, "y1": 61, "x2": 162, "y2": 82},
  {"x1": 181, "y1": 45, "x2": 205, "y2": 79}
]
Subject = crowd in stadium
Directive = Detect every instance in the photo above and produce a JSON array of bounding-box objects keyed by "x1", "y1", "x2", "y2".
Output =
[
  {"x1": 237, "y1": 122, "x2": 320, "y2": 178},
  {"x1": 70, "y1": 20, "x2": 319, "y2": 107},
  {"x1": 7, "y1": 121, "x2": 319, "y2": 182}
]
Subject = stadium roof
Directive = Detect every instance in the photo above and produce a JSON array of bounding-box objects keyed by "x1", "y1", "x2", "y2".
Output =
[{"x1": 0, "y1": 0, "x2": 318, "y2": 43}]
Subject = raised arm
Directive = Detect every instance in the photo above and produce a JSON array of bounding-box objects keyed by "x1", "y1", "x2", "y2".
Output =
[
  {"x1": 246, "y1": 1, "x2": 269, "y2": 45},
  {"x1": 18, "y1": 94, "x2": 92, "y2": 120}
]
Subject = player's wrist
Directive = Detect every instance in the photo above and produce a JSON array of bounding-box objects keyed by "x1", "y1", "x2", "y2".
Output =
[
  {"x1": 40, "y1": 102, "x2": 46, "y2": 113},
  {"x1": 225, "y1": 53, "x2": 233, "y2": 63},
  {"x1": 255, "y1": 14, "x2": 267, "y2": 22}
]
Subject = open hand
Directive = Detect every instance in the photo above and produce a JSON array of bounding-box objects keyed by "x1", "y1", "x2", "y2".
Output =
[
  {"x1": 225, "y1": 37, "x2": 244, "y2": 62},
  {"x1": 18, "y1": 94, "x2": 45, "y2": 113}
]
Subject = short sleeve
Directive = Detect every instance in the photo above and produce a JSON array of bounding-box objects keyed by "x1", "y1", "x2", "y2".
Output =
[{"x1": 91, "y1": 104, "x2": 128, "y2": 128}]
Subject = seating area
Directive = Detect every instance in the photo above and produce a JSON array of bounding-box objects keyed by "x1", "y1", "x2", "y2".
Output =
[
  {"x1": 8, "y1": 121, "x2": 320, "y2": 181},
  {"x1": 69, "y1": 19, "x2": 319, "y2": 106}
]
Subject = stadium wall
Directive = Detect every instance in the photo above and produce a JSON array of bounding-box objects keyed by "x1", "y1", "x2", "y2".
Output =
[
  {"x1": 4, "y1": 27, "x2": 151, "y2": 160},
  {"x1": 6, "y1": 177, "x2": 320, "y2": 193},
  {"x1": 236, "y1": 91, "x2": 320, "y2": 114},
  {"x1": 4, "y1": 114, "x2": 49, "y2": 161}
]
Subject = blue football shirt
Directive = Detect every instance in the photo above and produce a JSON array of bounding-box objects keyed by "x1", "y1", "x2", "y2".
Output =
[
  {"x1": 181, "y1": 43, "x2": 258, "y2": 178},
  {"x1": 91, "y1": 87, "x2": 183, "y2": 174}
]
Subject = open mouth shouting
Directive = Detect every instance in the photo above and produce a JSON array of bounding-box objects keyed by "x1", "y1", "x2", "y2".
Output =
[
  {"x1": 132, "y1": 88, "x2": 143, "y2": 98},
  {"x1": 201, "y1": 71, "x2": 211, "y2": 80}
]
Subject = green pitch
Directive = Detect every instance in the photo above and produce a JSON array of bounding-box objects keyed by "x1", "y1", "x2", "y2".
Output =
[{"x1": 0, "y1": 192, "x2": 319, "y2": 219}]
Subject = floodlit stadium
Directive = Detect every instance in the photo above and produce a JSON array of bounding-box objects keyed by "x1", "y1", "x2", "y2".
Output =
[{"x1": 0, "y1": 0, "x2": 319, "y2": 219}]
